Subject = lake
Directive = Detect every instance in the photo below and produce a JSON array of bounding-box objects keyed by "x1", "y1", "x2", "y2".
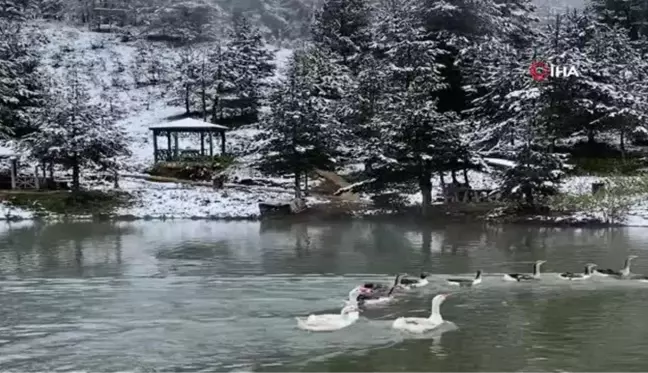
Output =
[{"x1": 1, "y1": 220, "x2": 648, "y2": 371}]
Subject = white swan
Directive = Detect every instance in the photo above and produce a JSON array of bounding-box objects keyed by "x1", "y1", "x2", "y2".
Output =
[
  {"x1": 392, "y1": 294, "x2": 450, "y2": 333},
  {"x1": 296, "y1": 302, "x2": 360, "y2": 332}
]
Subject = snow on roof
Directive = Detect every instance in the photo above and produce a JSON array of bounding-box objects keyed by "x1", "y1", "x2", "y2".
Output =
[
  {"x1": 149, "y1": 118, "x2": 229, "y2": 131},
  {"x1": 483, "y1": 157, "x2": 516, "y2": 168},
  {"x1": 0, "y1": 146, "x2": 15, "y2": 158}
]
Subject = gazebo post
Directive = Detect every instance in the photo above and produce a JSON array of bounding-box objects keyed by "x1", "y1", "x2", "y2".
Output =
[
  {"x1": 173, "y1": 132, "x2": 179, "y2": 159},
  {"x1": 166, "y1": 131, "x2": 172, "y2": 161},
  {"x1": 152, "y1": 129, "x2": 159, "y2": 162},
  {"x1": 220, "y1": 131, "x2": 226, "y2": 155},
  {"x1": 209, "y1": 132, "x2": 213, "y2": 157},
  {"x1": 200, "y1": 132, "x2": 205, "y2": 156}
]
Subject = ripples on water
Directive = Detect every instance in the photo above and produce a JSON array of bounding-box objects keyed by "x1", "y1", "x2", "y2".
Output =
[{"x1": 2, "y1": 221, "x2": 648, "y2": 371}]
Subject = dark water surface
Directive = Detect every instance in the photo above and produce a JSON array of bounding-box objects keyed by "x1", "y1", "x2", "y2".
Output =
[{"x1": 1, "y1": 220, "x2": 648, "y2": 371}]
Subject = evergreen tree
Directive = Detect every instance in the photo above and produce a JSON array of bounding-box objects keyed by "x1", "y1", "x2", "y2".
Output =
[
  {"x1": 257, "y1": 47, "x2": 339, "y2": 198},
  {"x1": 501, "y1": 145, "x2": 565, "y2": 209},
  {"x1": 0, "y1": 1, "x2": 46, "y2": 138},
  {"x1": 589, "y1": 0, "x2": 648, "y2": 40},
  {"x1": 218, "y1": 12, "x2": 275, "y2": 127},
  {"x1": 365, "y1": 1, "x2": 472, "y2": 216},
  {"x1": 22, "y1": 66, "x2": 130, "y2": 191},
  {"x1": 311, "y1": 0, "x2": 373, "y2": 72}
]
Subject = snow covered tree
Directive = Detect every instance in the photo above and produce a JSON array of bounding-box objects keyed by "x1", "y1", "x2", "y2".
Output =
[
  {"x1": 0, "y1": 3, "x2": 46, "y2": 138},
  {"x1": 206, "y1": 41, "x2": 238, "y2": 124},
  {"x1": 311, "y1": 0, "x2": 373, "y2": 72},
  {"x1": 257, "y1": 47, "x2": 340, "y2": 198},
  {"x1": 131, "y1": 40, "x2": 168, "y2": 87},
  {"x1": 168, "y1": 46, "x2": 200, "y2": 114},
  {"x1": 219, "y1": 12, "x2": 275, "y2": 127},
  {"x1": 22, "y1": 65, "x2": 130, "y2": 191},
  {"x1": 364, "y1": 1, "x2": 474, "y2": 216},
  {"x1": 501, "y1": 145, "x2": 565, "y2": 209},
  {"x1": 589, "y1": 0, "x2": 648, "y2": 40},
  {"x1": 146, "y1": 0, "x2": 222, "y2": 43}
]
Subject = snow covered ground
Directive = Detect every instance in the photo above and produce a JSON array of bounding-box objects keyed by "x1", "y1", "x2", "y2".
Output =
[{"x1": 105, "y1": 178, "x2": 328, "y2": 220}]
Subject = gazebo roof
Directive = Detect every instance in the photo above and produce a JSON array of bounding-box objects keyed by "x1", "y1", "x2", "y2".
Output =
[{"x1": 149, "y1": 118, "x2": 229, "y2": 132}]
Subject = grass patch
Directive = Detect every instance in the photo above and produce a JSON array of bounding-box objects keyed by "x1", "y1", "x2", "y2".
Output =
[
  {"x1": 568, "y1": 156, "x2": 647, "y2": 176},
  {"x1": 550, "y1": 176, "x2": 648, "y2": 223},
  {"x1": 1, "y1": 190, "x2": 133, "y2": 216},
  {"x1": 148, "y1": 155, "x2": 235, "y2": 181}
]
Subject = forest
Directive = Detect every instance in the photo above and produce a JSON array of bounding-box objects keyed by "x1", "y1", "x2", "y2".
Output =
[{"x1": 1, "y1": 0, "x2": 648, "y2": 217}]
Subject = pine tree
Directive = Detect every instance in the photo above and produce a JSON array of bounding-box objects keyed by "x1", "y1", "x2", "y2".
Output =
[
  {"x1": 366, "y1": 0, "x2": 472, "y2": 216},
  {"x1": 257, "y1": 47, "x2": 339, "y2": 198},
  {"x1": 218, "y1": 12, "x2": 275, "y2": 128},
  {"x1": 311, "y1": 0, "x2": 373, "y2": 72},
  {"x1": 501, "y1": 145, "x2": 565, "y2": 209},
  {"x1": 0, "y1": 2, "x2": 46, "y2": 138},
  {"x1": 147, "y1": 0, "x2": 222, "y2": 43},
  {"x1": 590, "y1": 0, "x2": 648, "y2": 40},
  {"x1": 22, "y1": 65, "x2": 130, "y2": 191},
  {"x1": 168, "y1": 46, "x2": 200, "y2": 114}
]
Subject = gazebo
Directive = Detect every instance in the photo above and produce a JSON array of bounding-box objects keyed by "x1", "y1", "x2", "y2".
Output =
[{"x1": 149, "y1": 118, "x2": 229, "y2": 162}]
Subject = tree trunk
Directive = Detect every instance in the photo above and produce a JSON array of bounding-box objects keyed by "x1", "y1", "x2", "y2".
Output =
[
  {"x1": 71, "y1": 156, "x2": 81, "y2": 191},
  {"x1": 184, "y1": 86, "x2": 190, "y2": 114},
  {"x1": 419, "y1": 174, "x2": 432, "y2": 217},
  {"x1": 587, "y1": 129, "x2": 596, "y2": 144},
  {"x1": 462, "y1": 168, "x2": 470, "y2": 187},
  {"x1": 451, "y1": 170, "x2": 458, "y2": 183},
  {"x1": 620, "y1": 130, "x2": 626, "y2": 161},
  {"x1": 294, "y1": 171, "x2": 301, "y2": 199}
]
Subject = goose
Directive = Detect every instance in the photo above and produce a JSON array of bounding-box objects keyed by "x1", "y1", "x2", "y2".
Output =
[
  {"x1": 447, "y1": 270, "x2": 482, "y2": 287},
  {"x1": 399, "y1": 272, "x2": 430, "y2": 289},
  {"x1": 392, "y1": 294, "x2": 450, "y2": 333},
  {"x1": 296, "y1": 301, "x2": 360, "y2": 332},
  {"x1": 559, "y1": 264, "x2": 597, "y2": 280},
  {"x1": 357, "y1": 274, "x2": 403, "y2": 305},
  {"x1": 503, "y1": 260, "x2": 546, "y2": 282},
  {"x1": 595, "y1": 255, "x2": 638, "y2": 278}
]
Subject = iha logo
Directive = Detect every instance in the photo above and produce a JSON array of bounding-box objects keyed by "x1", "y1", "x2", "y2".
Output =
[{"x1": 529, "y1": 60, "x2": 579, "y2": 81}]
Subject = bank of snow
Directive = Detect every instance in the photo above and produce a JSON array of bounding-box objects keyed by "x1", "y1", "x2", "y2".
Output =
[
  {"x1": 0, "y1": 203, "x2": 35, "y2": 221},
  {"x1": 105, "y1": 178, "x2": 328, "y2": 220}
]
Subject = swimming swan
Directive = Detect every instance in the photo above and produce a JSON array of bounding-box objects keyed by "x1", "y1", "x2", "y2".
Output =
[
  {"x1": 392, "y1": 294, "x2": 450, "y2": 333},
  {"x1": 296, "y1": 302, "x2": 360, "y2": 332}
]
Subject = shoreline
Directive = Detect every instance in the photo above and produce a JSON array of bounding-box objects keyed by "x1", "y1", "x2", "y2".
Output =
[{"x1": 0, "y1": 205, "x2": 628, "y2": 228}]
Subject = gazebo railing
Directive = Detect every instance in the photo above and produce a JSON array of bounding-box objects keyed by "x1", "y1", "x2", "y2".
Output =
[
  {"x1": 155, "y1": 149, "x2": 172, "y2": 161},
  {"x1": 155, "y1": 149, "x2": 225, "y2": 163}
]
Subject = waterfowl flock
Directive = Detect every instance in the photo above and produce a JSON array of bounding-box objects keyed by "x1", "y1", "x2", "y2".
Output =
[{"x1": 295, "y1": 255, "x2": 648, "y2": 333}]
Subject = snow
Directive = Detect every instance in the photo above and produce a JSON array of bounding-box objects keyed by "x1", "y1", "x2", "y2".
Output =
[
  {"x1": 0, "y1": 202, "x2": 34, "y2": 221},
  {"x1": 483, "y1": 157, "x2": 516, "y2": 168},
  {"x1": 108, "y1": 178, "x2": 328, "y2": 219}
]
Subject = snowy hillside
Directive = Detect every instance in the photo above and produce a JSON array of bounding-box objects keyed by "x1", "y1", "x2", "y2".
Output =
[{"x1": 35, "y1": 22, "x2": 293, "y2": 176}]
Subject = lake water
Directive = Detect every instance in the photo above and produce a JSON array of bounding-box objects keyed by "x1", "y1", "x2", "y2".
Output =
[{"x1": 2, "y1": 220, "x2": 648, "y2": 371}]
